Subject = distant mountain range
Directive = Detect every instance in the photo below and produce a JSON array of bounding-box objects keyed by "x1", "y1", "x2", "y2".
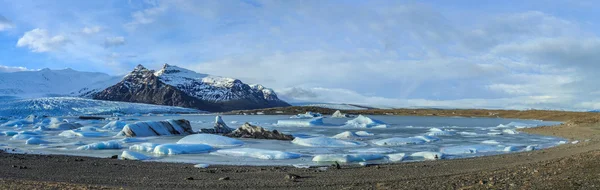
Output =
[{"x1": 0, "y1": 64, "x2": 290, "y2": 112}]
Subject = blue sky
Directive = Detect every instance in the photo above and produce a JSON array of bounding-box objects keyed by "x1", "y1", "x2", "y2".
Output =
[{"x1": 1, "y1": 0, "x2": 600, "y2": 110}]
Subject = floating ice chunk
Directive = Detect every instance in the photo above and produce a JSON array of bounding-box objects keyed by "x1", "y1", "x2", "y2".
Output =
[
  {"x1": 331, "y1": 131, "x2": 374, "y2": 139},
  {"x1": 77, "y1": 140, "x2": 122, "y2": 150},
  {"x1": 348, "y1": 148, "x2": 396, "y2": 154},
  {"x1": 497, "y1": 122, "x2": 538, "y2": 129},
  {"x1": 10, "y1": 134, "x2": 38, "y2": 140},
  {"x1": 503, "y1": 146, "x2": 527, "y2": 152},
  {"x1": 558, "y1": 141, "x2": 567, "y2": 145},
  {"x1": 120, "y1": 151, "x2": 151, "y2": 160},
  {"x1": 49, "y1": 122, "x2": 83, "y2": 130},
  {"x1": 194, "y1": 164, "x2": 210, "y2": 168},
  {"x1": 427, "y1": 128, "x2": 456, "y2": 136},
  {"x1": 415, "y1": 135, "x2": 440, "y2": 142},
  {"x1": 458, "y1": 132, "x2": 478, "y2": 136},
  {"x1": 292, "y1": 137, "x2": 366, "y2": 147},
  {"x1": 129, "y1": 143, "x2": 160, "y2": 152},
  {"x1": 103, "y1": 121, "x2": 127, "y2": 131},
  {"x1": 410, "y1": 151, "x2": 444, "y2": 160},
  {"x1": 441, "y1": 145, "x2": 503, "y2": 155},
  {"x1": 344, "y1": 115, "x2": 387, "y2": 128},
  {"x1": 1, "y1": 119, "x2": 32, "y2": 127},
  {"x1": 290, "y1": 112, "x2": 322, "y2": 119},
  {"x1": 118, "y1": 119, "x2": 194, "y2": 137},
  {"x1": 26, "y1": 137, "x2": 48, "y2": 145},
  {"x1": 373, "y1": 137, "x2": 426, "y2": 146},
  {"x1": 502, "y1": 129, "x2": 519, "y2": 135},
  {"x1": 276, "y1": 118, "x2": 324, "y2": 127},
  {"x1": 525, "y1": 145, "x2": 537, "y2": 151},
  {"x1": 482, "y1": 140, "x2": 500, "y2": 144},
  {"x1": 177, "y1": 134, "x2": 243, "y2": 148},
  {"x1": 213, "y1": 148, "x2": 302, "y2": 160},
  {"x1": 153, "y1": 144, "x2": 213, "y2": 155},
  {"x1": 58, "y1": 129, "x2": 108, "y2": 138},
  {"x1": 386, "y1": 153, "x2": 407, "y2": 162},
  {"x1": 487, "y1": 132, "x2": 502, "y2": 136},
  {"x1": 331, "y1": 110, "x2": 349, "y2": 118},
  {"x1": 2, "y1": 131, "x2": 18, "y2": 136},
  {"x1": 312, "y1": 154, "x2": 385, "y2": 163}
]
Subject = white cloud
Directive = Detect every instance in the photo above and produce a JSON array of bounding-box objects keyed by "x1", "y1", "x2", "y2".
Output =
[
  {"x1": 81, "y1": 26, "x2": 102, "y2": 34},
  {"x1": 16, "y1": 28, "x2": 69, "y2": 52},
  {"x1": 0, "y1": 65, "x2": 31, "y2": 73},
  {"x1": 104, "y1": 36, "x2": 125, "y2": 47},
  {"x1": 0, "y1": 15, "x2": 14, "y2": 31}
]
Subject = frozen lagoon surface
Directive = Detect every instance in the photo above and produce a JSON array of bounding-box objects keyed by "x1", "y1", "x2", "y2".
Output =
[{"x1": 0, "y1": 114, "x2": 564, "y2": 166}]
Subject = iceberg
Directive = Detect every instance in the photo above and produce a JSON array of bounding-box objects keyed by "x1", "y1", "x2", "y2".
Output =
[
  {"x1": 503, "y1": 145, "x2": 527, "y2": 152},
  {"x1": 348, "y1": 148, "x2": 396, "y2": 154},
  {"x1": 276, "y1": 118, "x2": 324, "y2": 127},
  {"x1": 129, "y1": 143, "x2": 160, "y2": 152},
  {"x1": 427, "y1": 128, "x2": 456, "y2": 136},
  {"x1": 194, "y1": 164, "x2": 210, "y2": 168},
  {"x1": 102, "y1": 121, "x2": 127, "y2": 131},
  {"x1": 481, "y1": 140, "x2": 500, "y2": 144},
  {"x1": 343, "y1": 115, "x2": 387, "y2": 128},
  {"x1": 290, "y1": 112, "x2": 322, "y2": 119},
  {"x1": 502, "y1": 129, "x2": 519, "y2": 135},
  {"x1": 26, "y1": 137, "x2": 48, "y2": 145},
  {"x1": 117, "y1": 119, "x2": 194, "y2": 137},
  {"x1": 120, "y1": 151, "x2": 151, "y2": 160},
  {"x1": 199, "y1": 116, "x2": 234, "y2": 134},
  {"x1": 2, "y1": 131, "x2": 18, "y2": 136},
  {"x1": 213, "y1": 148, "x2": 302, "y2": 160},
  {"x1": 58, "y1": 127, "x2": 109, "y2": 138},
  {"x1": 386, "y1": 153, "x2": 407, "y2": 162},
  {"x1": 312, "y1": 154, "x2": 385, "y2": 163},
  {"x1": 331, "y1": 110, "x2": 349, "y2": 118},
  {"x1": 373, "y1": 135, "x2": 438, "y2": 146},
  {"x1": 410, "y1": 151, "x2": 444, "y2": 160},
  {"x1": 331, "y1": 131, "x2": 373, "y2": 140},
  {"x1": 48, "y1": 122, "x2": 83, "y2": 130},
  {"x1": 292, "y1": 137, "x2": 366, "y2": 147},
  {"x1": 177, "y1": 134, "x2": 244, "y2": 148},
  {"x1": 153, "y1": 144, "x2": 213, "y2": 155},
  {"x1": 77, "y1": 140, "x2": 122, "y2": 150}
]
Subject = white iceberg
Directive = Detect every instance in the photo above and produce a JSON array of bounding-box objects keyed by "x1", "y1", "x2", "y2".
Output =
[
  {"x1": 2, "y1": 131, "x2": 18, "y2": 136},
  {"x1": 77, "y1": 140, "x2": 122, "y2": 150},
  {"x1": 331, "y1": 110, "x2": 349, "y2": 118},
  {"x1": 427, "y1": 128, "x2": 456, "y2": 136},
  {"x1": 177, "y1": 134, "x2": 244, "y2": 148},
  {"x1": 276, "y1": 118, "x2": 324, "y2": 127},
  {"x1": 410, "y1": 151, "x2": 444, "y2": 160},
  {"x1": 312, "y1": 154, "x2": 385, "y2": 163},
  {"x1": 153, "y1": 144, "x2": 213, "y2": 155},
  {"x1": 497, "y1": 122, "x2": 538, "y2": 129},
  {"x1": 373, "y1": 135, "x2": 438, "y2": 146},
  {"x1": 48, "y1": 122, "x2": 83, "y2": 130},
  {"x1": 386, "y1": 153, "x2": 407, "y2": 162},
  {"x1": 58, "y1": 127, "x2": 109, "y2": 138},
  {"x1": 348, "y1": 148, "x2": 396, "y2": 154},
  {"x1": 502, "y1": 129, "x2": 519, "y2": 135},
  {"x1": 481, "y1": 140, "x2": 500, "y2": 144},
  {"x1": 503, "y1": 145, "x2": 527, "y2": 152},
  {"x1": 331, "y1": 131, "x2": 374, "y2": 139},
  {"x1": 25, "y1": 137, "x2": 48, "y2": 145},
  {"x1": 292, "y1": 137, "x2": 366, "y2": 147},
  {"x1": 290, "y1": 112, "x2": 322, "y2": 119},
  {"x1": 213, "y1": 148, "x2": 302, "y2": 160},
  {"x1": 129, "y1": 143, "x2": 160, "y2": 152},
  {"x1": 194, "y1": 164, "x2": 210, "y2": 168},
  {"x1": 103, "y1": 121, "x2": 127, "y2": 131},
  {"x1": 343, "y1": 115, "x2": 387, "y2": 128},
  {"x1": 120, "y1": 151, "x2": 151, "y2": 160}
]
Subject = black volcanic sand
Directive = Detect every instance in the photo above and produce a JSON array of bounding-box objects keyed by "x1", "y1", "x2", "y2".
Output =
[{"x1": 2, "y1": 112, "x2": 600, "y2": 189}]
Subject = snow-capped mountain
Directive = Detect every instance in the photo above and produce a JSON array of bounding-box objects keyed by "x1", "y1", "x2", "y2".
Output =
[
  {"x1": 93, "y1": 64, "x2": 290, "y2": 112},
  {"x1": 0, "y1": 68, "x2": 115, "y2": 98}
]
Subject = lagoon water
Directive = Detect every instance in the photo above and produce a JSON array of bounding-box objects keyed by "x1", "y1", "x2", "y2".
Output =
[{"x1": 0, "y1": 114, "x2": 564, "y2": 166}]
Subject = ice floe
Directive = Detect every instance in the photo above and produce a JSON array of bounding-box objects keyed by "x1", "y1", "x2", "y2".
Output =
[
  {"x1": 26, "y1": 137, "x2": 48, "y2": 145},
  {"x1": 102, "y1": 121, "x2": 127, "y2": 131},
  {"x1": 427, "y1": 128, "x2": 456, "y2": 136},
  {"x1": 194, "y1": 164, "x2": 210, "y2": 168},
  {"x1": 292, "y1": 137, "x2": 366, "y2": 147},
  {"x1": 129, "y1": 143, "x2": 160, "y2": 152},
  {"x1": 77, "y1": 140, "x2": 122, "y2": 150},
  {"x1": 344, "y1": 115, "x2": 387, "y2": 128},
  {"x1": 502, "y1": 129, "x2": 519, "y2": 135},
  {"x1": 153, "y1": 144, "x2": 213, "y2": 155},
  {"x1": 177, "y1": 134, "x2": 244, "y2": 147},
  {"x1": 213, "y1": 148, "x2": 302, "y2": 160},
  {"x1": 441, "y1": 145, "x2": 504, "y2": 155},
  {"x1": 331, "y1": 131, "x2": 374, "y2": 140},
  {"x1": 290, "y1": 112, "x2": 322, "y2": 119},
  {"x1": 120, "y1": 151, "x2": 151, "y2": 160},
  {"x1": 48, "y1": 122, "x2": 83, "y2": 130},
  {"x1": 386, "y1": 153, "x2": 407, "y2": 162},
  {"x1": 312, "y1": 154, "x2": 385, "y2": 163},
  {"x1": 373, "y1": 135, "x2": 439, "y2": 146},
  {"x1": 348, "y1": 148, "x2": 396, "y2": 154}
]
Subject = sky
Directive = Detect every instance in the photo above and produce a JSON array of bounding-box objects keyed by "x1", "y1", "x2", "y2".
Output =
[{"x1": 1, "y1": 0, "x2": 600, "y2": 110}]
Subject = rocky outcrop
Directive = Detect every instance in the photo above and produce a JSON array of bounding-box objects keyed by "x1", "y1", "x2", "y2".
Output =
[
  {"x1": 200, "y1": 116, "x2": 234, "y2": 134},
  {"x1": 225, "y1": 122, "x2": 294, "y2": 141},
  {"x1": 117, "y1": 119, "x2": 195, "y2": 137},
  {"x1": 93, "y1": 64, "x2": 290, "y2": 112}
]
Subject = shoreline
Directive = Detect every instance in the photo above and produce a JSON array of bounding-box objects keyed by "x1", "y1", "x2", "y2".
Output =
[{"x1": 2, "y1": 109, "x2": 600, "y2": 189}]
